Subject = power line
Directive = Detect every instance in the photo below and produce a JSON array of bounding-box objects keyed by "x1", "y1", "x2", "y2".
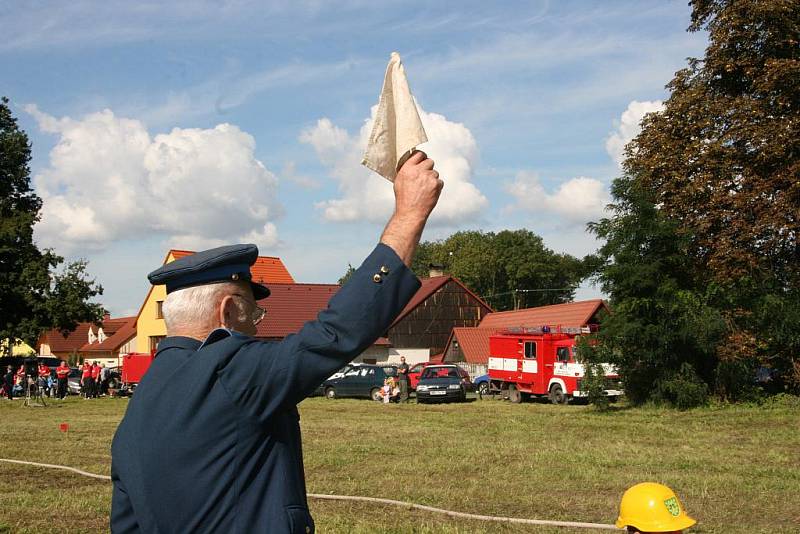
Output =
[{"x1": 481, "y1": 288, "x2": 571, "y2": 300}]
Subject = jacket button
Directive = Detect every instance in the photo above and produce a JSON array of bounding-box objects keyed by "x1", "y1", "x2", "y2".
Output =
[
  {"x1": 373, "y1": 274, "x2": 382, "y2": 283},
  {"x1": 380, "y1": 265, "x2": 390, "y2": 274},
  {"x1": 305, "y1": 527, "x2": 311, "y2": 534}
]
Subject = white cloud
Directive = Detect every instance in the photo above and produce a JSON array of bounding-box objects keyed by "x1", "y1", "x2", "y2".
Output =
[
  {"x1": 504, "y1": 172, "x2": 610, "y2": 225},
  {"x1": 605, "y1": 100, "x2": 664, "y2": 167},
  {"x1": 280, "y1": 161, "x2": 320, "y2": 190},
  {"x1": 26, "y1": 105, "x2": 282, "y2": 252},
  {"x1": 300, "y1": 104, "x2": 488, "y2": 225}
]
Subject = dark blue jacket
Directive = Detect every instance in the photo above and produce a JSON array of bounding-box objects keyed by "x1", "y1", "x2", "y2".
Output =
[{"x1": 111, "y1": 244, "x2": 420, "y2": 533}]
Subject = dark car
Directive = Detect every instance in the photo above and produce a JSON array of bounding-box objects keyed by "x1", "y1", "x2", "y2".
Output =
[
  {"x1": 312, "y1": 363, "x2": 364, "y2": 396},
  {"x1": 321, "y1": 364, "x2": 395, "y2": 401},
  {"x1": 416, "y1": 364, "x2": 470, "y2": 403}
]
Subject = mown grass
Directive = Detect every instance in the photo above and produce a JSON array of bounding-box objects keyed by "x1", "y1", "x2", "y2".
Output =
[{"x1": 0, "y1": 394, "x2": 798, "y2": 533}]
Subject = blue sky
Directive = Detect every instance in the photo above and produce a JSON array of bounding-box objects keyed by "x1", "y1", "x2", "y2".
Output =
[{"x1": 2, "y1": 1, "x2": 708, "y2": 316}]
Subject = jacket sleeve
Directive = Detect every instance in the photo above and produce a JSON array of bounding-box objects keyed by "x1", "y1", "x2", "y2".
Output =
[{"x1": 218, "y1": 243, "x2": 420, "y2": 421}]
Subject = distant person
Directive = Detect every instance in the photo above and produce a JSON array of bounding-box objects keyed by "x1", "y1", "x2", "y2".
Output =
[
  {"x1": 14, "y1": 365, "x2": 26, "y2": 396},
  {"x1": 3, "y1": 365, "x2": 13, "y2": 400},
  {"x1": 91, "y1": 363, "x2": 101, "y2": 398},
  {"x1": 616, "y1": 482, "x2": 696, "y2": 533},
  {"x1": 81, "y1": 361, "x2": 93, "y2": 399},
  {"x1": 99, "y1": 364, "x2": 109, "y2": 395},
  {"x1": 38, "y1": 362, "x2": 52, "y2": 397},
  {"x1": 397, "y1": 356, "x2": 410, "y2": 402},
  {"x1": 56, "y1": 361, "x2": 71, "y2": 399}
]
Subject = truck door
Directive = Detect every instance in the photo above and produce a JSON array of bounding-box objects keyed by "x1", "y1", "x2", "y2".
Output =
[
  {"x1": 553, "y1": 343, "x2": 575, "y2": 393},
  {"x1": 539, "y1": 339, "x2": 555, "y2": 395},
  {"x1": 521, "y1": 340, "x2": 538, "y2": 388}
]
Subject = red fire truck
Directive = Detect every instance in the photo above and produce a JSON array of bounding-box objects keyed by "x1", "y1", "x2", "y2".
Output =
[
  {"x1": 119, "y1": 352, "x2": 155, "y2": 394},
  {"x1": 487, "y1": 326, "x2": 622, "y2": 404}
]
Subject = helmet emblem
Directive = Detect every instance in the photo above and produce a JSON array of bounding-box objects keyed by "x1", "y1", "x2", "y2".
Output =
[{"x1": 664, "y1": 497, "x2": 680, "y2": 517}]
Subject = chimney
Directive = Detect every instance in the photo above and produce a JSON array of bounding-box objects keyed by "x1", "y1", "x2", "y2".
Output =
[
  {"x1": 103, "y1": 312, "x2": 111, "y2": 321},
  {"x1": 428, "y1": 263, "x2": 445, "y2": 278}
]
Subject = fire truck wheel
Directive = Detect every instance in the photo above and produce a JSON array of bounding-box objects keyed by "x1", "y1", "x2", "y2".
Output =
[
  {"x1": 508, "y1": 386, "x2": 522, "y2": 404},
  {"x1": 549, "y1": 384, "x2": 567, "y2": 404},
  {"x1": 325, "y1": 387, "x2": 337, "y2": 399}
]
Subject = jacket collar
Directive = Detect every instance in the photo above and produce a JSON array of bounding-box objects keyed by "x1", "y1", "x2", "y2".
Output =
[{"x1": 155, "y1": 336, "x2": 202, "y2": 357}]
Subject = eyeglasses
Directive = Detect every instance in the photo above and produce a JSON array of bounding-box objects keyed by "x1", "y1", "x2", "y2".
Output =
[{"x1": 231, "y1": 294, "x2": 267, "y2": 326}]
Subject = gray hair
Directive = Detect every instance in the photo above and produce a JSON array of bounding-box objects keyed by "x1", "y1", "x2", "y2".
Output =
[{"x1": 162, "y1": 282, "x2": 248, "y2": 334}]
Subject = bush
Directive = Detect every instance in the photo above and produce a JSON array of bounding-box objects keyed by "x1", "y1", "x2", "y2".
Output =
[
  {"x1": 655, "y1": 363, "x2": 709, "y2": 410},
  {"x1": 575, "y1": 336, "x2": 611, "y2": 410},
  {"x1": 582, "y1": 361, "x2": 610, "y2": 410}
]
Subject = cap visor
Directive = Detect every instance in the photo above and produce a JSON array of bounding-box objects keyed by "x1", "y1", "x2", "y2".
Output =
[{"x1": 251, "y1": 281, "x2": 270, "y2": 300}]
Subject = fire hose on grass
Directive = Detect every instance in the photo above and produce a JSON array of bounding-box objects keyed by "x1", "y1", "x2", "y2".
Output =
[{"x1": 0, "y1": 458, "x2": 618, "y2": 530}]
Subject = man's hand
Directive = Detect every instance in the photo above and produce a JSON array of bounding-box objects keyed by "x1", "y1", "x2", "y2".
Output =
[
  {"x1": 393, "y1": 150, "x2": 443, "y2": 223},
  {"x1": 380, "y1": 151, "x2": 443, "y2": 266}
]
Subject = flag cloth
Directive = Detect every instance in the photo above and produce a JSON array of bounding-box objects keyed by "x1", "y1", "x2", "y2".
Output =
[{"x1": 362, "y1": 52, "x2": 428, "y2": 182}]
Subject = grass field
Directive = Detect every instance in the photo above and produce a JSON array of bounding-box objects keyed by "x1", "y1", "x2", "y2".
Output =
[{"x1": 1, "y1": 393, "x2": 798, "y2": 533}]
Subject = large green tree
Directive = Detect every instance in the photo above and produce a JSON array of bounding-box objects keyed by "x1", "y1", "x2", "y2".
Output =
[
  {"x1": 0, "y1": 97, "x2": 105, "y2": 354},
  {"x1": 589, "y1": 0, "x2": 800, "y2": 404},
  {"x1": 411, "y1": 229, "x2": 583, "y2": 311}
]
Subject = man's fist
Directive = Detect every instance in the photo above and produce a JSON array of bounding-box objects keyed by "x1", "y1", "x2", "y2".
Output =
[{"x1": 393, "y1": 150, "x2": 443, "y2": 222}]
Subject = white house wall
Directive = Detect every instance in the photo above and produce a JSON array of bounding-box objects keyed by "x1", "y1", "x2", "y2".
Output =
[{"x1": 387, "y1": 348, "x2": 430, "y2": 365}]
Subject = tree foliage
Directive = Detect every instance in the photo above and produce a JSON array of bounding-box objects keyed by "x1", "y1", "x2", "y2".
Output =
[
  {"x1": 410, "y1": 229, "x2": 584, "y2": 311},
  {"x1": 0, "y1": 97, "x2": 105, "y2": 354},
  {"x1": 589, "y1": 0, "x2": 800, "y2": 404}
]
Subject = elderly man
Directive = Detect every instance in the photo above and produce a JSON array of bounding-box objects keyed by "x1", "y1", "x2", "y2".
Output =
[{"x1": 110, "y1": 151, "x2": 442, "y2": 533}]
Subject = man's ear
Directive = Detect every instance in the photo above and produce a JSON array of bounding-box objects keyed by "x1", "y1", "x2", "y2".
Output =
[{"x1": 219, "y1": 295, "x2": 236, "y2": 329}]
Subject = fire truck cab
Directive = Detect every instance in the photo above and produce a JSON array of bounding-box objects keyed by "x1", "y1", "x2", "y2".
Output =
[{"x1": 487, "y1": 327, "x2": 623, "y2": 404}]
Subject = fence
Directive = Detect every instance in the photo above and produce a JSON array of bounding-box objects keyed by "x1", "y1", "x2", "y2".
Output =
[{"x1": 454, "y1": 362, "x2": 487, "y2": 378}]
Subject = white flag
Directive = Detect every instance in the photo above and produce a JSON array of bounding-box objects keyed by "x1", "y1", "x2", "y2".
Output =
[{"x1": 361, "y1": 52, "x2": 428, "y2": 182}]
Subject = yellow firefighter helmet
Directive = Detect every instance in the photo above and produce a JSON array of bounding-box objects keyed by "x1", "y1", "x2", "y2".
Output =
[{"x1": 615, "y1": 482, "x2": 696, "y2": 532}]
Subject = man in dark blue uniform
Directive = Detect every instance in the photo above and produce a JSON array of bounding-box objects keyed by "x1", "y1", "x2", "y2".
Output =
[{"x1": 111, "y1": 151, "x2": 442, "y2": 533}]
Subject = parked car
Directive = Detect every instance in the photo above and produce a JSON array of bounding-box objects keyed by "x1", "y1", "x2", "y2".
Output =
[
  {"x1": 473, "y1": 374, "x2": 490, "y2": 396},
  {"x1": 416, "y1": 364, "x2": 470, "y2": 403},
  {"x1": 407, "y1": 362, "x2": 435, "y2": 390},
  {"x1": 321, "y1": 364, "x2": 396, "y2": 401},
  {"x1": 67, "y1": 368, "x2": 82, "y2": 395}
]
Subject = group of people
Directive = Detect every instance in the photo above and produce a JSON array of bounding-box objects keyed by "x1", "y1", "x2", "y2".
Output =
[
  {"x1": 377, "y1": 355, "x2": 412, "y2": 403},
  {"x1": 2, "y1": 359, "x2": 110, "y2": 400},
  {"x1": 3, "y1": 361, "x2": 68, "y2": 400},
  {"x1": 79, "y1": 361, "x2": 109, "y2": 399}
]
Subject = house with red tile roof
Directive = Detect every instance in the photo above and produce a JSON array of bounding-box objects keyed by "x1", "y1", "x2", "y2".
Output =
[
  {"x1": 376, "y1": 275, "x2": 494, "y2": 365},
  {"x1": 38, "y1": 314, "x2": 137, "y2": 365},
  {"x1": 135, "y1": 249, "x2": 295, "y2": 354},
  {"x1": 253, "y1": 283, "x2": 391, "y2": 362},
  {"x1": 253, "y1": 275, "x2": 491, "y2": 366},
  {"x1": 441, "y1": 299, "x2": 610, "y2": 368},
  {"x1": 80, "y1": 316, "x2": 138, "y2": 366},
  {"x1": 478, "y1": 299, "x2": 609, "y2": 331}
]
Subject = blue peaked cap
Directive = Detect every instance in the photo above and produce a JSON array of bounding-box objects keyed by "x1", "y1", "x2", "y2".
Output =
[{"x1": 147, "y1": 244, "x2": 270, "y2": 299}]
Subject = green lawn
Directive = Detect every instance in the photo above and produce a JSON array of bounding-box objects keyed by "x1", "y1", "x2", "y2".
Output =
[{"x1": 1, "y1": 394, "x2": 798, "y2": 533}]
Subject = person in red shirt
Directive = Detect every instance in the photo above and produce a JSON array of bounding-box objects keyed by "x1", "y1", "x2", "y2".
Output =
[
  {"x1": 15, "y1": 365, "x2": 26, "y2": 395},
  {"x1": 38, "y1": 363, "x2": 52, "y2": 397},
  {"x1": 55, "y1": 361, "x2": 71, "y2": 399},
  {"x1": 91, "y1": 363, "x2": 101, "y2": 398},
  {"x1": 81, "y1": 361, "x2": 93, "y2": 399}
]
